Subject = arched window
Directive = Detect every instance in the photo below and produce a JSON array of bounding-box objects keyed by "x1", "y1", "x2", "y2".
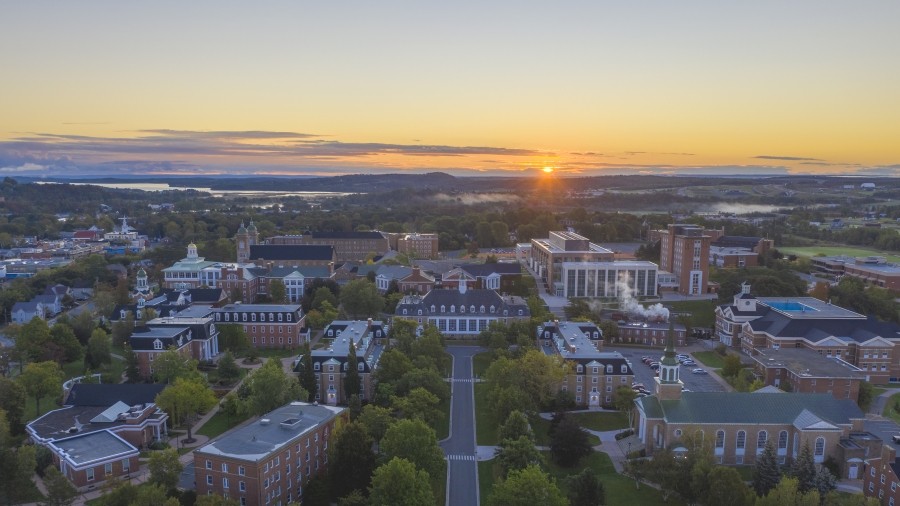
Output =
[
  {"x1": 431, "y1": 305, "x2": 436, "y2": 312},
  {"x1": 490, "y1": 306, "x2": 495, "y2": 313},
  {"x1": 736, "y1": 430, "x2": 746, "y2": 450},
  {"x1": 440, "y1": 305, "x2": 446, "y2": 313},
  {"x1": 470, "y1": 305, "x2": 475, "y2": 313},
  {"x1": 480, "y1": 305, "x2": 485, "y2": 313},
  {"x1": 814, "y1": 437, "x2": 825, "y2": 457},
  {"x1": 715, "y1": 430, "x2": 725, "y2": 449},
  {"x1": 757, "y1": 431, "x2": 767, "y2": 451},
  {"x1": 778, "y1": 431, "x2": 788, "y2": 449}
]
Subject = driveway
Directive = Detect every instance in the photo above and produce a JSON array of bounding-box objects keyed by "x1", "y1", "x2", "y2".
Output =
[{"x1": 440, "y1": 346, "x2": 483, "y2": 506}]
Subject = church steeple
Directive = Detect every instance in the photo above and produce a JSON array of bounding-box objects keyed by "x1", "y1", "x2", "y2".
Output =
[
  {"x1": 655, "y1": 319, "x2": 683, "y2": 400},
  {"x1": 236, "y1": 220, "x2": 251, "y2": 263}
]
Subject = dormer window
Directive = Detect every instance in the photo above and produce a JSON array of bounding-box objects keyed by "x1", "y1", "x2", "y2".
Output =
[
  {"x1": 358, "y1": 363, "x2": 364, "y2": 371},
  {"x1": 287, "y1": 314, "x2": 292, "y2": 321},
  {"x1": 242, "y1": 313, "x2": 247, "y2": 322},
  {"x1": 269, "y1": 313, "x2": 275, "y2": 322},
  {"x1": 450, "y1": 305, "x2": 455, "y2": 313},
  {"x1": 314, "y1": 363, "x2": 320, "y2": 371},
  {"x1": 576, "y1": 365, "x2": 583, "y2": 373},
  {"x1": 135, "y1": 310, "x2": 142, "y2": 319},
  {"x1": 418, "y1": 309, "x2": 422, "y2": 316},
  {"x1": 440, "y1": 305, "x2": 446, "y2": 313},
  {"x1": 278, "y1": 313, "x2": 283, "y2": 322},
  {"x1": 431, "y1": 305, "x2": 436, "y2": 312},
  {"x1": 137, "y1": 299, "x2": 145, "y2": 308},
  {"x1": 470, "y1": 305, "x2": 475, "y2": 313},
  {"x1": 251, "y1": 313, "x2": 257, "y2": 322},
  {"x1": 153, "y1": 339, "x2": 162, "y2": 350},
  {"x1": 224, "y1": 313, "x2": 230, "y2": 322},
  {"x1": 621, "y1": 365, "x2": 628, "y2": 373},
  {"x1": 606, "y1": 365, "x2": 612, "y2": 373},
  {"x1": 490, "y1": 306, "x2": 495, "y2": 313},
  {"x1": 593, "y1": 331, "x2": 599, "y2": 339},
  {"x1": 216, "y1": 313, "x2": 222, "y2": 321},
  {"x1": 343, "y1": 363, "x2": 348, "y2": 371},
  {"x1": 403, "y1": 309, "x2": 408, "y2": 315},
  {"x1": 460, "y1": 305, "x2": 465, "y2": 314},
  {"x1": 480, "y1": 305, "x2": 485, "y2": 313},
  {"x1": 120, "y1": 310, "x2": 127, "y2": 319}
]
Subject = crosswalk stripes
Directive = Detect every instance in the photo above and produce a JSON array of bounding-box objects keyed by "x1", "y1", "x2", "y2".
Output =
[{"x1": 446, "y1": 454, "x2": 477, "y2": 461}]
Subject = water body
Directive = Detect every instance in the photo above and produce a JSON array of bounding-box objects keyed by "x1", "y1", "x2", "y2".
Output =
[{"x1": 36, "y1": 181, "x2": 354, "y2": 198}]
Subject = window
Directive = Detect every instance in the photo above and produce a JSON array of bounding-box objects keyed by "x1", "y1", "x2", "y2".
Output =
[
  {"x1": 674, "y1": 429, "x2": 683, "y2": 437},
  {"x1": 206, "y1": 460, "x2": 212, "y2": 470},
  {"x1": 716, "y1": 431, "x2": 725, "y2": 449},
  {"x1": 736, "y1": 430, "x2": 746, "y2": 450},
  {"x1": 105, "y1": 463, "x2": 112, "y2": 475},
  {"x1": 814, "y1": 437, "x2": 825, "y2": 457},
  {"x1": 122, "y1": 459, "x2": 130, "y2": 472},
  {"x1": 222, "y1": 463, "x2": 228, "y2": 472},
  {"x1": 240, "y1": 481, "x2": 246, "y2": 492},
  {"x1": 207, "y1": 475, "x2": 213, "y2": 485},
  {"x1": 238, "y1": 466, "x2": 245, "y2": 476},
  {"x1": 223, "y1": 477, "x2": 229, "y2": 489},
  {"x1": 757, "y1": 431, "x2": 767, "y2": 451},
  {"x1": 606, "y1": 365, "x2": 613, "y2": 373},
  {"x1": 778, "y1": 431, "x2": 788, "y2": 449}
]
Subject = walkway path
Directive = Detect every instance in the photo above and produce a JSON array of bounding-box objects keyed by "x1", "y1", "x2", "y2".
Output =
[{"x1": 440, "y1": 346, "x2": 483, "y2": 506}]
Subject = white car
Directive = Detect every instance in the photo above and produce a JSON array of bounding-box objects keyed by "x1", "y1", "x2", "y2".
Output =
[{"x1": 692, "y1": 368, "x2": 708, "y2": 374}]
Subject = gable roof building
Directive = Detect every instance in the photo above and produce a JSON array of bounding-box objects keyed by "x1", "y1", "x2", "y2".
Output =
[{"x1": 395, "y1": 283, "x2": 529, "y2": 338}]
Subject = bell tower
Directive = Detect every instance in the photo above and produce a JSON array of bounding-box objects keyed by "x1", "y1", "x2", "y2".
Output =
[
  {"x1": 236, "y1": 221, "x2": 250, "y2": 263},
  {"x1": 655, "y1": 319, "x2": 683, "y2": 401}
]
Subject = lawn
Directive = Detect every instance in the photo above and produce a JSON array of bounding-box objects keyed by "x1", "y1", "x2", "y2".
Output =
[
  {"x1": 434, "y1": 395, "x2": 451, "y2": 440},
  {"x1": 196, "y1": 411, "x2": 250, "y2": 439},
  {"x1": 543, "y1": 451, "x2": 685, "y2": 506},
  {"x1": 883, "y1": 393, "x2": 900, "y2": 424},
  {"x1": 666, "y1": 300, "x2": 717, "y2": 329},
  {"x1": 474, "y1": 383, "x2": 498, "y2": 445},
  {"x1": 779, "y1": 246, "x2": 900, "y2": 264},
  {"x1": 472, "y1": 351, "x2": 494, "y2": 377},
  {"x1": 478, "y1": 460, "x2": 496, "y2": 504},
  {"x1": 570, "y1": 411, "x2": 630, "y2": 432},
  {"x1": 253, "y1": 348, "x2": 299, "y2": 359},
  {"x1": 692, "y1": 351, "x2": 726, "y2": 369}
]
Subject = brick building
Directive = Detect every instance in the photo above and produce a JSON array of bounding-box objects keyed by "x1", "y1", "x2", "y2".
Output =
[
  {"x1": 397, "y1": 233, "x2": 439, "y2": 259},
  {"x1": 537, "y1": 320, "x2": 634, "y2": 407},
  {"x1": 268, "y1": 231, "x2": 389, "y2": 263},
  {"x1": 213, "y1": 303, "x2": 308, "y2": 349},
  {"x1": 129, "y1": 316, "x2": 220, "y2": 380},
  {"x1": 748, "y1": 347, "x2": 865, "y2": 401},
  {"x1": 657, "y1": 224, "x2": 712, "y2": 296},
  {"x1": 394, "y1": 284, "x2": 530, "y2": 338},
  {"x1": 864, "y1": 444, "x2": 900, "y2": 505},
  {"x1": 293, "y1": 319, "x2": 386, "y2": 405},
  {"x1": 194, "y1": 402, "x2": 346, "y2": 506}
]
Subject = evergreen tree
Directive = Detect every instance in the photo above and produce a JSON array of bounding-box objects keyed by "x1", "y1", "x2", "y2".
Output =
[
  {"x1": 123, "y1": 344, "x2": 141, "y2": 383},
  {"x1": 549, "y1": 414, "x2": 592, "y2": 468},
  {"x1": 498, "y1": 410, "x2": 533, "y2": 443},
  {"x1": 566, "y1": 468, "x2": 605, "y2": 506},
  {"x1": 216, "y1": 351, "x2": 241, "y2": 385},
  {"x1": 813, "y1": 465, "x2": 837, "y2": 498},
  {"x1": 754, "y1": 439, "x2": 782, "y2": 496},
  {"x1": 495, "y1": 435, "x2": 543, "y2": 477},
  {"x1": 43, "y1": 464, "x2": 77, "y2": 506},
  {"x1": 331, "y1": 421, "x2": 377, "y2": 499},
  {"x1": 345, "y1": 340, "x2": 360, "y2": 401},
  {"x1": 792, "y1": 441, "x2": 817, "y2": 493},
  {"x1": 298, "y1": 343, "x2": 317, "y2": 402}
]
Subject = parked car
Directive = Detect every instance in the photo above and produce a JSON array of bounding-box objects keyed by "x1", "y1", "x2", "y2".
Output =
[
  {"x1": 681, "y1": 361, "x2": 696, "y2": 367},
  {"x1": 631, "y1": 383, "x2": 646, "y2": 390},
  {"x1": 676, "y1": 354, "x2": 689, "y2": 360},
  {"x1": 692, "y1": 368, "x2": 708, "y2": 374},
  {"x1": 893, "y1": 435, "x2": 900, "y2": 444}
]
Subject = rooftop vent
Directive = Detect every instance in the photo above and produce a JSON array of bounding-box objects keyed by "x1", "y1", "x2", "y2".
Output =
[{"x1": 280, "y1": 416, "x2": 304, "y2": 430}]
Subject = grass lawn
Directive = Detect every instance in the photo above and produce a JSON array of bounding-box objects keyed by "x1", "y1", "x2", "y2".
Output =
[
  {"x1": 434, "y1": 395, "x2": 451, "y2": 440},
  {"x1": 883, "y1": 393, "x2": 900, "y2": 424},
  {"x1": 196, "y1": 411, "x2": 250, "y2": 439},
  {"x1": 478, "y1": 460, "x2": 497, "y2": 504},
  {"x1": 692, "y1": 351, "x2": 726, "y2": 369},
  {"x1": 570, "y1": 411, "x2": 629, "y2": 432},
  {"x1": 779, "y1": 246, "x2": 900, "y2": 264},
  {"x1": 474, "y1": 383, "x2": 498, "y2": 445},
  {"x1": 666, "y1": 300, "x2": 718, "y2": 328},
  {"x1": 472, "y1": 352, "x2": 493, "y2": 377},
  {"x1": 254, "y1": 348, "x2": 298, "y2": 359}
]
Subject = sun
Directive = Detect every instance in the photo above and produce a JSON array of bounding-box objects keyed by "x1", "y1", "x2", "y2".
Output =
[{"x1": 542, "y1": 166, "x2": 554, "y2": 173}]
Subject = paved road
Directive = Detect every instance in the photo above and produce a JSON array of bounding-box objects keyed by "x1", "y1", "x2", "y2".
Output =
[{"x1": 440, "y1": 346, "x2": 483, "y2": 506}]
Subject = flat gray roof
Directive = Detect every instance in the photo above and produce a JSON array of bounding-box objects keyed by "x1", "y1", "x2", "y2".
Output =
[
  {"x1": 751, "y1": 347, "x2": 865, "y2": 379},
  {"x1": 195, "y1": 402, "x2": 343, "y2": 462},
  {"x1": 757, "y1": 297, "x2": 864, "y2": 319},
  {"x1": 52, "y1": 430, "x2": 136, "y2": 467}
]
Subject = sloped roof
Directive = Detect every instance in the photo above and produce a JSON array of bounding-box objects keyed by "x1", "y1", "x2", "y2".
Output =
[
  {"x1": 90, "y1": 401, "x2": 131, "y2": 423},
  {"x1": 459, "y1": 263, "x2": 521, "y2": 277},
  {"x1": 639, "y1": 392, "x2": 862, "y2": 425},
  {"x1": 747, "y1": 312, "x2": 900, "y2": 344},
  {"x1": 250, "y1": 245, "x2": 334, "y2": 261},
  {"x1": 65, "y1": 384, "x2": 166, "y2": 407}
]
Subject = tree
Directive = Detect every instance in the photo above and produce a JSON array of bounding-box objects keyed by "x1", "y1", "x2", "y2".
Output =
[
  {"x1": 410, "y1": 328, "x2": 449, "y2": 372},
  {"x1": 484, "y1": 351, "x2": 568, "y2": 419},
  {"x1": 19, "y1": 361, "x2": 64, "y2": 417},
  {"x1": 132, "y1": 483, "x2": 180, "y2": 506},
  {"x1": 792, "y1": 441, "x2": 817, "y2": 494},
  {"x1": 393, "y1": 387, "x2": 442, "y2": 426},
  {"x1": 614, "y1": 385, "x2": 638, "y2": 427},
  {"x1": 154, "y1": 377, "x2": 217, "y2": 442},
  {"x1": 42, "y1": 464, "x2": 77, "y2": 506},
  {"x1": 216, "y1": 351, "x2": 241, "y2": 385},
  {"x1": 756, "y1": 477, "x2": 820, "y2": 506},
  {"x1": 381, "y1": 418, "x2": 446, "y2": 480},
  {"x1": 0, "y1": 411, "x2": 38, "y2": 505},
  {"x1": 148, "y1": 447, "x2": 183, "y2": 492},
  {"x1": 813, "y1": 465, "x2": 837, "y2": 498},
  {"x1": 297, "y1": 344, "x2": 317, "y2": 401},
  {"x1": 244, "y1": 358, "x2": 308, "y2": 416},
  {"x1": 153, "y1": 347, "x2": 199, "y2": 384},
  {"x1": 84, "y1": 328, "x2": 112, "y2": 370},
  {"x1": 217, "y1": 324, "x2": 250, "y2": 353},
  {"x1": 374, "y1": 348, "x2": 413, "y2": 385},
  {"x1": 369, "y1": 457, "x2": 434, "y2": 506},
  {"x1": 391, "y1": 319, "x2": 418, "y2": 354},
  {"x1": 566, "y1": 468, "x2": 605, "y2": 506},
  {"x1": 16, "y1": 317, "x2": 52, "y2": 362},
  {"x1": 857, "y1": 380, "x2": 875, "y2": 411},
  {"x1": 549, "y1": 413, "x2": 592, "y2": 468},
  {"x1": 337, "y1": 490, "x2": 368, "y2": 506},
  {"x1": 722, "y1": 353, "x2": 743, "y2": 378},
  {"x1": 345, "y1": 340, "x2": 361, "y2": 401},
  {"x1": 0, "y1": 377, "x2": 27, "y2": 433},
  {"x1": 339, "y1": 279, "x2": 384, "y2": 318},
  {"x1": 269, "y1": 279, "x2": 287, "y2": 304},
  {"x1": 488, "y1": 465, "x2": 567, "y2": 506},
  {"x1": 70, "y1": 310, "x2": 96, "y2": 346},
  {"x1": 754, "y1": 439, "x2": 782, "y2": 497},
  {"x1": 123, "y1": 344, "x2": 141, "y2": 383},
  {"x1": 703, "y1": 466, "x2": 753, "y2": 506},
  {"x1": 395, "y1": 368, "x2": 450, "y2": 402},
  {"x1": 495, "y1": 435, "x2": 543, "y2": 477},
  {"x1": 194, "y1": 496, "x2": 241, "y2": 506},
  {"x1": 498, "y1": 410, "x2": 533, "y2": 443},
  {"x1": 49, "y1": 324, "x2": 84, "y2": 364},
  {"x1": 358, "y1": 404, "x2": 395, "y2": 443},
  {"x1": 311, "y1": 286, "x2": 339, "y2": 311},
  {"x1": 110, "y1": 313, "x2": 134, "y2": 348},
  {"x1": 330, "y1": 421, "x2": 377, "y2": 499}
]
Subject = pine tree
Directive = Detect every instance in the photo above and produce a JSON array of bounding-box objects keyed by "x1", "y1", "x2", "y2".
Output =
[
  {"x1": 124, "y1": 344, "x2": 141, "y2": 383},
  {"x1": 344, "y1": 340, "x2": 360, "y2": 402},
  {"x1": 297, "y1": 343, "x2": 317, "y2": 402},
  {"x1": 753, "y1": 439, "x2": 782, "y2": 496},
  {"x1": 791, "y1": 441, "x2": 816, "y2": 493}
]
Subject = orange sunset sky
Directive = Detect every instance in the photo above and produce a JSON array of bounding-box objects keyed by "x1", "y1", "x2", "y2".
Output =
[{"x1": 1, "y1": 1, "x2": 898, "y2": 178}]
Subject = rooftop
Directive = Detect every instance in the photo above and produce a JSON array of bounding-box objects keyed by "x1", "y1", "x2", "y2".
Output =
[
  {"x1": 51, "y1": 431, "x2": 137, "y2": 467},
  {"x1": 756, "y1": 297, "x2": 864, "y2": 319},
  {"x1": 750, "y1": 347, "x2": 865, "y2": 379},
  {"x1": 195, "y1": 402, "x2": 344, "y2": 462}
]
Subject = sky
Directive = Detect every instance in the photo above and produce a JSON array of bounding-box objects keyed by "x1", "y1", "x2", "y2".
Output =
[{"x1": 1, "y1": 1, "x2": 899, "y2": 178}]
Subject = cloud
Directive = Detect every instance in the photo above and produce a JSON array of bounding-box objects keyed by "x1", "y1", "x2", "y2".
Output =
[
  {"x1": 753, "y1": 155, "x2": 824, "y2": 162},
  {"x1": 0, "y1": 162, "x2": 47, "y2": 173}
]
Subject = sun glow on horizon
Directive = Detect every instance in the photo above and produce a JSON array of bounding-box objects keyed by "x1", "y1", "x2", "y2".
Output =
[{"x1": 542, "y1": 166, "x2": 554, "y2": 173}]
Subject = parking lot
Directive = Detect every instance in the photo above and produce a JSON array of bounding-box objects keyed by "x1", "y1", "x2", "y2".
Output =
[{"x1": 608, "y1": 346, "x2": 727, "y2": 393}]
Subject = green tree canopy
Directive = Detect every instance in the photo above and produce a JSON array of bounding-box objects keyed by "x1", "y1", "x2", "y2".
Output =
[
  {"x1": 154, "y1": 377, "x2": 217, "y2": 442},
  {"x1": 339, "y1": 279, "x2": 384, "y2": 318},
  {"x1": 381, "y1": 418, "x2": 445, "y2": 480},
  {"x1": 330, "y1": 421, "x2": 377, "y2": 499},
  {"x1": 368, "y1": 457, "x2": 434, "y2": 506},
  {"x1": 488, "y1": 465, "x2": 567, "y2": 506},
  {"x1": 148, "y1": 447, "x2": 184, "y2": 492},
  {"x1": 244, "y1": 358, "x2": 308, "y2": 416},
  {"x1": 18, "y1": 360, "x2": 64, "y2": 417}
]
